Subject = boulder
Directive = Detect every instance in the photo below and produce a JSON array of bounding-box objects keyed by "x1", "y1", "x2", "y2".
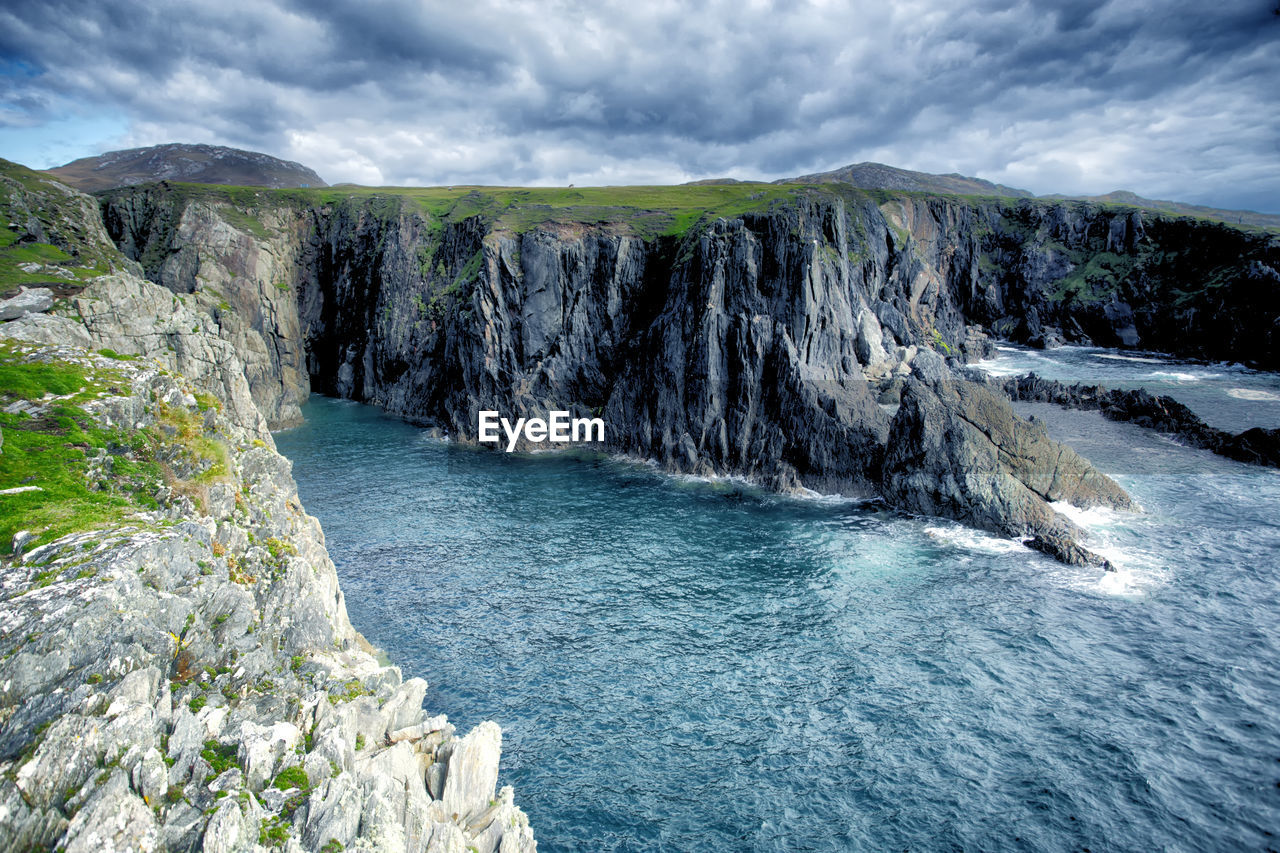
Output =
[{"x1": 0, "y1": 287, "x2": 54, "y2": 321}]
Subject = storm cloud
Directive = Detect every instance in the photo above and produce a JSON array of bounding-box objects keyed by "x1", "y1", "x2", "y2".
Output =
[{"x1": 1, "y1": 0, "x2": 1276, "y2": 210}]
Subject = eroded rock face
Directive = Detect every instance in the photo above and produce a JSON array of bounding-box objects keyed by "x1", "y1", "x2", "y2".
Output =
[
  {"x1": 0, "y1": 273, "x2": 536, "y2": 853},
  {"x1": 881, "y1": 373, "x2": 1132, "y2": 564},
  {"x1": 97, "y1": 185, "x2": 1163, "y2": 557}
]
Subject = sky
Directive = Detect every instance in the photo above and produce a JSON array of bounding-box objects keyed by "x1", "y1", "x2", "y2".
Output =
[{"x1": 0, "y1": 0, "x2": 1277, "y2": 212}]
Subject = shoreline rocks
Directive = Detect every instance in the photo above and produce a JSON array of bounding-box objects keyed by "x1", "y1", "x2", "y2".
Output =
[
  {"x1": 0, "y1": 274, "x2": 536, "y2": 853},
  {"x1": 998, "y1": 373, "x2": 1280, "y2": 469}
]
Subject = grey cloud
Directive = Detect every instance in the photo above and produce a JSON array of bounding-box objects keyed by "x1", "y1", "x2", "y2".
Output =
[{"x1": 0, "y1": 0, "x2": 1276, "y2": 210}]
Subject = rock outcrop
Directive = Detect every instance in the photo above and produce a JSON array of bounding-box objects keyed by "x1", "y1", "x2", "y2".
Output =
[
  {"x1": 999, "y1": 373, "x2": 1280, "y2": 469},
  {"x1": 97, "y1": 182, "x2": 1196, "y2": 560},
  {"x1": 0, "y1": 286, "x2": 54, "y2": 320},
  {"x1": 881, "y1": 367, "x2": 1133, "y2": 566},
  {"x1": 0, "y1": 271, "x2": 536, "y2": 852}
]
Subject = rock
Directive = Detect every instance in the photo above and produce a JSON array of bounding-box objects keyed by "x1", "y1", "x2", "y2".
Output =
[
  {"x1": 11, "y1": 529, "x2": 34, "y2": 558},
  {"x1": 1001, "y1": 373, "x2": 1280, "y2": 470},
  {"x1": 1028, "y1": 533, "x2": 1113, "y2": 570},
  {"x1": 882, "y1": 378, "x2": 1131, "y2": 557},
  {"x1": 60, "y1": 770, "x2": 159, "y2": 853},
  {"x1": 237, "y1": 721, "x2": 301, "y2": 791},
  {"x1": 442, "y1": 720, "x2": 502, "y2": 820},
  {"x1": 0, "y1": 286, "x2": 54, "y2": 321}
]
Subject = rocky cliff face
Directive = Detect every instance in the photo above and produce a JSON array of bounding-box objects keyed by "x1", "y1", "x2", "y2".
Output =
[
  {"x1": 100, "y1": 183, "x2": 1267, "y2": 563},
  {"x1": 0, "y1": 272, "x2": 535, "y2": 848}
]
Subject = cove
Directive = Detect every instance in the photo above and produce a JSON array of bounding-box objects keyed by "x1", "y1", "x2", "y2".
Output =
[{"x1": 275, "y1": 346, "x2": 1280, "y2": 852}]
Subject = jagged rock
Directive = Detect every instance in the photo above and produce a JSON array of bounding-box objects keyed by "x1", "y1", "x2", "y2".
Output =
[
  {"x1": 882, "y1": 378, "x2": 1132, "y2": 558},
  {"x1": 0, "y1": 325, "x2": 536, "y2": 851},
  {"x1": 442, "y1": 720, "x2": 502, "y2": 820},
  {"x1": 0, "y1": 286, "x2": 54, "y2": 320},
  {"x1": 1001, "y1": 373, "x2": 1280, "y2": 469},
  {"x1": 61, "y1": 770, "x2": 159, "y2": 853},
  {"x1": 238, "y1": 721, "x2": 302, "y2": 791},
  {"x1": 1028, "y1": 533, "x2": 1113, "y2": 570}
]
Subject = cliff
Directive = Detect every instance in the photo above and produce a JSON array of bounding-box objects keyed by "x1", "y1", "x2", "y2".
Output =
[
  {"x1": 91, "y1": 179, "x2": 1278, "y2": 562},
  {"x1": 0, "y1": 165, "x2": 535, "y2": 852}
]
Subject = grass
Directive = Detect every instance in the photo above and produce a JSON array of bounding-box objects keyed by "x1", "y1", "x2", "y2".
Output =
[
  {"x1": 0, "y1": 343, "x2": 149, "y2": 555},
  {"x1": 201, "y1": 739, "x2": 238, "y2": 775},
  {"x1": 0, "y1": 341, "x2": 233, "y2": 558},
  {"x1": 0, "y1": 158, "x2": 119, "y2": 295},
  {"x1": 113, "y1": 180, "x2": 841, "y2": 242},
  {"x1": 272, "y1": 765, "x2": 310, "y2": 792}
]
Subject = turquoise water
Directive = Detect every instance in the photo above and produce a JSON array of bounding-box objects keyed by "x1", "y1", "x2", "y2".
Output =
[{"x1": 276, "y1": 355, "x2": 1280, "y2": 852}]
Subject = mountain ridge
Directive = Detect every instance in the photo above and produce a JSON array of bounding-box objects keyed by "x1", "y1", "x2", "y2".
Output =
[{"x1": 45, "y1": 143, "x2": 327, "y2": 192}]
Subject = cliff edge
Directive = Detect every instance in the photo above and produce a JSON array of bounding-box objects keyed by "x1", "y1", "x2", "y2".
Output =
[{"x1": 0, "y1": 167, "x2": 534, "y2": 852}]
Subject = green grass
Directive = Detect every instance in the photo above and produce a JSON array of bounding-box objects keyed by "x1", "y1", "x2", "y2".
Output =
[
  {"x1": 0, "y1": 342, "x2": 234, "y2": 558},
  {"x1": 124, "y1": 180, "x2": 833, "y2": 242},
  {"x1": 0, "y1": 158, "x2": 120, "y2": 294},
  {"x1": 0, "y1": 344, "x2": 149, "y2": 555},
  {"x1": 200, "y1": 739, "x2": 238, "y2": 775},
  {"x1": 272, "y1": 765, "x2": 310, "y2": 792}
]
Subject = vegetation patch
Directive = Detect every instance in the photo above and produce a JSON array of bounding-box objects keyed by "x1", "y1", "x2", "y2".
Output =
[
  {"x1": 0, "y1": 158, "x2": 119, "y2": 294},
  {"x1": 1050, "y1": 251, "x2": 1136, "y2": 304},
  {"x1": 0, "y1": 343, "x2": 156, "y2": 556}
]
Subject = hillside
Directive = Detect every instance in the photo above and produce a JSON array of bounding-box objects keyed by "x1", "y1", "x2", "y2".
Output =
[
  {"x1": 1044, "y1": 189, "x2": 1280, "y2": 230},
  {"x1": 779, "y1": 161, "x2": 1032, "y2": 198},
  {"x1": 46, "y1": 143, "x2": 327, "y2": 192}
]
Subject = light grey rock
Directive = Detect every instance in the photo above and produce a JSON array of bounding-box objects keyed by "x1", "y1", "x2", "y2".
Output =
[
  {"x1": 201, "y1": 795, "x2": 264, "y2": 853},
  {"x1": 237, "y1": 720, "x2": 302, "y2": 791},
  {"x1": 0, "y1": 286, "x2": 54, "y2": 320},
  {"x1": 441, "y1": 720, "x2": 502, "y2": 820},
  {"x1": 0, "y1": 228, "x2": 536, "y2": 852},
  {"x1": 61, "y1": 769, "x2": 159, "y2": 853},
  {"x1": 131, "y1": 747, "x2": 169, "y2": 809}
]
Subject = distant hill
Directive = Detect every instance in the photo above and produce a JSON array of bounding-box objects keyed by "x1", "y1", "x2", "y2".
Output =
[
  {"x1": 1043, "y1": 189, "x2": 1280, "y2": 230},
  {"x1": 778, "y1": 161, "x2": 1032, "y2": 198},
  {"x1": 46, "y1": 143, "x2": 327, "y2": 192},
  {"x1": 770, "y1": 161, "x2": 1276, "y2": 229}
]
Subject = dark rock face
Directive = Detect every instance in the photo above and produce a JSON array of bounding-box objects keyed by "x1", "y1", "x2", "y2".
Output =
[
  {"x1": 1027, "y1": 533, "x2": 1113, "y2": 570},
  {"x1": 881, "y1": 375, "x2": 1132, "y2": 562},
  {"x1": 1001, "y1": 374, "x2": 1280, "y2": 469},
  {"x1": 98, "y1": 183, "x2": 1280, "y2": 563},
  {"x1": 965, "y1": 205, "x2": 1280, "y2": 367}
]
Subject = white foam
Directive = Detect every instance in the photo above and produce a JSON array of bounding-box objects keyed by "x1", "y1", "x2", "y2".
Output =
[
  {"x1": 1041, "y1": 542, "x2": 1169, "y2": 597},
  {"x1": 1227, "y1": 388, "x2": 1280, "y2": 402},
  {"x1": 970, "y1": 358, "x2": 1028, "y2": 377},
  {"x1": 1049, "y1": 501, "x2": 1123, "y2": 529},
  {"x1": 924, "y1": 524, "x2": 1027, "y2": 555},
  {"x1": 1097, "y1": 353, "x2": 1167, "y2": 364}
]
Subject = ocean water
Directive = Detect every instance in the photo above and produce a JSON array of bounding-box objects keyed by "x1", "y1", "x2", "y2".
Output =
[
  {"x1": 974, "y1": 343, "x2": 1280, "y2": 433},
  {"x1": 275, "y1": 350, "x2": 1280, "y2": 852}
]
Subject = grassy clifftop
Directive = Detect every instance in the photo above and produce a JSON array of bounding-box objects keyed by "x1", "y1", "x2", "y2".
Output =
[
  {"x1": 0, "y1": 159, "x2": 131, "y2": 297},
  {"x1": 98, "y1": 173, "x2": 1280, "y2": 246}
]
